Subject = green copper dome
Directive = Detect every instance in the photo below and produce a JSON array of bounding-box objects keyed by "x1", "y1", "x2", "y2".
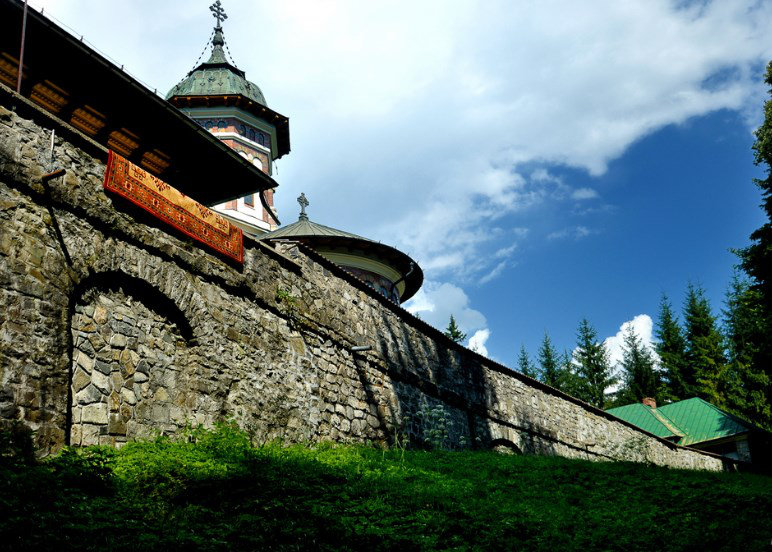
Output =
[{"x1": 166, "y1": 26, "x2": 266, "y2": 106}]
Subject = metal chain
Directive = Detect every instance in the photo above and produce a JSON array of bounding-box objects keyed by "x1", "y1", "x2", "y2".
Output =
[
  {"x1": 172, "y1": 29, "x2": 216, "y2": 87},
  {"x1": 219, "y1": 27, "x2": 240, "y2": 69},
  {"x1": 189, "y1": 29, "x2": 215, "y2": 73}
]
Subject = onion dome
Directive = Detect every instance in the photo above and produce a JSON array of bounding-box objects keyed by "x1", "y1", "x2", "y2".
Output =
[
  {"x1": 166, "y1": 24, "x2": 266, "y2": 106},
  {"x1": 260, "y1": 194, "x2": 423, "y2": 303}
]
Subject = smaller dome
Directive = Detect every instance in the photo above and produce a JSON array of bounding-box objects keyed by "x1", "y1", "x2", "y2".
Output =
[
  {"x1": 258, "y1": 194, "x2": 423, "y2": 303},
  {"x1": 166, "y1": 26, "x2": 266, "y2": 106}
]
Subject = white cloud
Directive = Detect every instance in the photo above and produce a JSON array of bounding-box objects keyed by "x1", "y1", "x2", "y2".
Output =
[
  {"x1": 479, "y1": 261, "x2": 508, "y2": 285},
  {"x1": 403, "y1": 280, "x2": 487, "y2": 335},
  {"x1": 547, "y1": 226, "x2": 594, "y2": 240},
  {"x1": 494, "y1": 243, "x2": 518, "y2": 259},
  {"x1": 468, "y1": 329, "x2": 491, "y2": 357},
  {"x1": 603, "y1": 314, "x2": 660, "y2": 391},
  {"x1": 603, "y1": 314, "x2": 659, "y2": 393},
  {"x1": 571, "y1": 188, "x2": 599, "y2": 201},
  {"x1": 530, "y1": 168, "x2": 562, "y2": 184}
]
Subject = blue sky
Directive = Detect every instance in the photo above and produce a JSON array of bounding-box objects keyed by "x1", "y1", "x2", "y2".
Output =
[{"x1": 34, "y1": 0, "x2": 772, "y2": 369}]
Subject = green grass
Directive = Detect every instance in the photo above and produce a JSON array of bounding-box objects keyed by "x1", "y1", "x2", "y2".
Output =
[{"x1": 1, "y1": 423, "x2": 770, "y2": 551}]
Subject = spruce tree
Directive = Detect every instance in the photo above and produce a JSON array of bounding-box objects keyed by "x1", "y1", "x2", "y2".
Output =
[
  {"x1": 683, "y1": 284, "x2": 726, "y2": 406},
  {"x1": 739, "y1": 61, "x2": 772, "y2": 312},
  {"x1": 444, "y1": 315, "x2": 467, "y2": 344},
  {"x1": 537, "y1": 333, "x2": 560, "y2": 388},
  {"x1": 558, "y1": 349, "x2": 584, "y2": 398},
  {"x1": 573, "y1": 319, "x2": 616, "y2": 409},
  {"x1": 723, "y1": 274, "x2": 771, "y2": 428},
  {"x1": 655, "y1": 295, "x2": 689, "y2": 401},
  {"x1": 617, "y1": 324, "x2": 658, "y2": 404},
  {"x1": 735, "y1": 60, "x2": 772, "y2": 429},
  {"x1": 517, "y1": 344, "x2": 537, "y2": 379}
]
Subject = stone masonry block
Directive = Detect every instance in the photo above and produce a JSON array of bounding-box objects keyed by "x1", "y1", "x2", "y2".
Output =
[{"x1": 81, "y1": 404, "x2": 108, "y2": 425}]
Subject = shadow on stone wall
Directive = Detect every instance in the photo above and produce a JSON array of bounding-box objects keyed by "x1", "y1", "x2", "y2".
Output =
[
  {"x1": 347, "y1": 307, "x2": 499, "y2": 450},
  {"x1": 350, "y1": 298, "x2": 573, "y2": 459}
]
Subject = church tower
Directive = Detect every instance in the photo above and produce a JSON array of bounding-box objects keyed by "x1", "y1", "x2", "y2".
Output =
[{"x1": 166, "y1": 1, "x2": 290, "y2": 236}]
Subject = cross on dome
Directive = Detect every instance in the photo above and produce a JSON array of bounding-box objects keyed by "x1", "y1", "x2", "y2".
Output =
[
  {"x1": 209, "y1": 0, "x2": 227, "y2": 28},
  {"x1": 297, "y1": 193, "x2": 309, "y2": 220}
]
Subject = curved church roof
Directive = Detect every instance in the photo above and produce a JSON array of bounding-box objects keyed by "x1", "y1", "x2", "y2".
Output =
[
  {"x1": 259, "y1": 194, "x2": 424, "y2": 302},
  {"x1": 166, "y1": 25, "x2": 266, "y2": 106}
]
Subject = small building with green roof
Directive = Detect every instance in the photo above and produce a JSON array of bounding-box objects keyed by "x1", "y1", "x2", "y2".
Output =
[{"x1": 607, "y1": 397, "x2": 771, "y2": 465}]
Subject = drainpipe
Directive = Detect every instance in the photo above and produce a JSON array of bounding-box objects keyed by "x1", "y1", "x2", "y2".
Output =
[
  {"x1": 389, "y1": 262, "x2": 415, "y2": 302},
  {"x1": 259, "y1": 189, "x2": 280, "y2": 226},
  {"x1": 16, "y1": 0, "x2": 28, "y2": 94}
]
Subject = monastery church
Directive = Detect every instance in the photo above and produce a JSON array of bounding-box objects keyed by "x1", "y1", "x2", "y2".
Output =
[{"x1": 0, "y1": 0, "x2": 739, "y2": 471}]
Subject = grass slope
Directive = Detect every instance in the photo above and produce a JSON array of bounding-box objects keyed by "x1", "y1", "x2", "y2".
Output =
[{"x1": 1, "y1": 424, "x2": 770, "y2": 551}]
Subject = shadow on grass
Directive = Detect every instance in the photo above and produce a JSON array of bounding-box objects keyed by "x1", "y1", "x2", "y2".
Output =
[{"x1": 1, "y1": 424, "x2": 771, "y2": 552}]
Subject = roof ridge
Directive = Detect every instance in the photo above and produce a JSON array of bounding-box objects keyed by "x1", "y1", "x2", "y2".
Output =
[
  {"x1": 606, "y1": 403, "x2": 680, "y2": 439},
  {"x1": 648, "y1": 407, "x2": 685, "y2": 437}
]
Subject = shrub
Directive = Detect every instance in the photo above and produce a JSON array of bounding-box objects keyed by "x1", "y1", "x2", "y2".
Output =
[{"x1": 0, "y1": 422, "x2": 35, "y2": 469}]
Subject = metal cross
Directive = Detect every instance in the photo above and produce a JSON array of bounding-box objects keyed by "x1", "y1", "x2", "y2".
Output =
[
  {"x1": 297, "y1": 193, "x2": 309, "y2": 219},
  {"x1": 209, "y1": 0, "x2": 228, "y2": 27}
]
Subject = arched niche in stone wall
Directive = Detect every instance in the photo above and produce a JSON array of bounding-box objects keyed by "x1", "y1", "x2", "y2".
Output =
[
  {"x1": 68, "y1": 272, "x2": 197, "y2": 447},
  {"x1": 490, "y1": 438, "x2": 523, "y2": 455}
]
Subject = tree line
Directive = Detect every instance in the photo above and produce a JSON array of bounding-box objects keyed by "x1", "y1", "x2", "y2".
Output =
[{"x1": 514, "y1": 276, "x2": 769, "y2": 431}]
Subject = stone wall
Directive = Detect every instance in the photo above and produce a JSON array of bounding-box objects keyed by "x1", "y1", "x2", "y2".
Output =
[{"x1": 0, "y1": 95, "x2": 728, "y2": 471}]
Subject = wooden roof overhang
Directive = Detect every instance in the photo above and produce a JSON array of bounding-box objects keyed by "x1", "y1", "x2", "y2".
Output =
[
  {"x1": 167, "y1": 94, "x2": 291, "y2": 159},
  {"x1": 0, "y1": 0, "x2": 277, "y2": 206}
]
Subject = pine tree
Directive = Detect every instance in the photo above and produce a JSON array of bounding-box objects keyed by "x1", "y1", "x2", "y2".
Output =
[
  {"x1": 655, "y1": 295, "x2": 689, "y2": 401},
  {"x1": 683, "y1": 284, "x2": 726, "y2": 406},
  {"x1": 573, "y1": 319, "x2": 616, "y2": 409},
  {"x1": 537, "y1": 333, "x2": 560, "y2": 388},
  {"x1": 617, "y1": 324, "x2": 658, "y2": 404},
  {"x1": 517, "y1": 344, "x2": 537, "y2": 379},
  {"x1": 723, "y1": 274, "x2": 771, "y2": 428},
  {"x1": 557, "y1": 349, "x2": 584, "y2": 398},
  {"x1": 444, "y1": 315, "x2": 467, "y2": 344}
]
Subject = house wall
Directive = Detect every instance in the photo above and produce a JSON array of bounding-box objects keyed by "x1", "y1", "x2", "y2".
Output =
[{"x1": 0, "y1": 100, "x2": 727, "y2": 471}]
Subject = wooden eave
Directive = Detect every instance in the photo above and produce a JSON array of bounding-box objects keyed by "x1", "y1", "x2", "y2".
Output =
[{"x1": 0, "y1": 0, "x2": 277, "y2": 205}]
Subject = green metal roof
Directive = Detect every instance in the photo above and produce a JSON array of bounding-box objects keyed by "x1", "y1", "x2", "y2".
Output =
[
  {"x1": 258, "y1": 217, "x2": 370, "y2": 242},
  {"x1": 657, "y1": 398, "x2": 750, "y2": 446},
  {"x1": 607, "y1": 398, "x2": 751, "y2": 446},
  {"x1": 166, "y1": 27, "x2": 267, "y2": 106},
  {"x1": 606, "y1": 403, "x2": 684, "y2": 440}
]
